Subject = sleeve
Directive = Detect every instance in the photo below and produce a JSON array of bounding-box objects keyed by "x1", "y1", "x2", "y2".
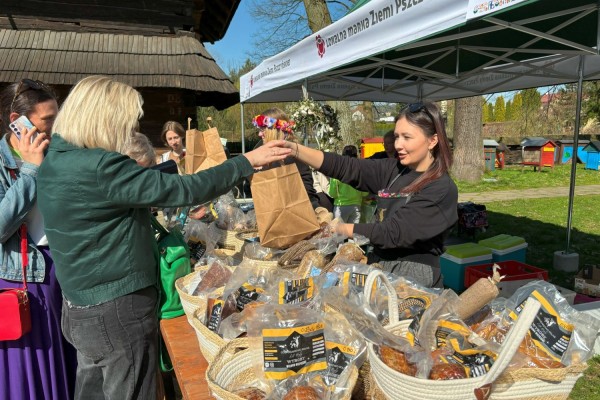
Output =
[
  {"x1": 97, "y1": 153, "x2": 254, "y2": 208},
  {"x1": 319, "y1": 152, "x2": 398, "y2": 195},
  {"x1": 0, "y1": 162, "x2": 38, "y2": 243},
  {"x1": 353, "y1": 180, "x2": 458, "y2": 249}
]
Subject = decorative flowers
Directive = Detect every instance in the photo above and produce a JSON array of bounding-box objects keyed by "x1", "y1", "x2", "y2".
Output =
[
  {"x1": 252, "y1": 115, "x2": 295, "y2": 135},
  {"x1": 288, "y1": 98, "x2": 341, "y2": 152}
]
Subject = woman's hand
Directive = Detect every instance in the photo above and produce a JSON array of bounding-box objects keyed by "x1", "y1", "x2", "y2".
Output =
[
  {"x1": 243, "y1": 140, "x2": 292, "y2": 168},
  {"x1": 17, "y1": 127, "x2": 49, "y2": 166}
]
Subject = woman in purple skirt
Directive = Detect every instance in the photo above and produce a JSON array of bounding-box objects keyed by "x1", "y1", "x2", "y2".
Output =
[{"x1": 0, "y1": 80, "x2": 76, "y2": 400}]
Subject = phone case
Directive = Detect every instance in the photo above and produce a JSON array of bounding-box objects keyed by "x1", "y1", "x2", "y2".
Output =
[{"x1": 9, "y1": 116, "x2": 34, "y2": 139}]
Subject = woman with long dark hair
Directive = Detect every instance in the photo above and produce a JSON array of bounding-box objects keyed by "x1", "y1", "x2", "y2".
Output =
[
  {"x1": 281, "y1": 102, "x2": 457, "y2": 288},
  {"x1": 0, "y1": 79, "x2": 77, "y2": 400}
]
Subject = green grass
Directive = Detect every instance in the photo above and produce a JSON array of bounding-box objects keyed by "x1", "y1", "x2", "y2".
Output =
[
  {"x1": 453, "y1": 165, "x2": 600, "y2": 399},
  {"x1": 455, "y1": 164, "x2": 599, "y2": 193}
]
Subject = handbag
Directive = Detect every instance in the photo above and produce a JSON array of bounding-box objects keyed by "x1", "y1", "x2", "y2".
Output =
[
  {"x1": 0, "y1": 225, "x2": 32, "y2": 341},
  {"x1": 152, "y1": 216, "x2": 192, "y2": 372}
]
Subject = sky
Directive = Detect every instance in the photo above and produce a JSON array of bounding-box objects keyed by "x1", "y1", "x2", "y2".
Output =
[
  {"x1": 205, "y1": 2, "x2": 562, "y2": 103},
  {"x1": 205, "y1": 1, "x2": 256, "y2": 73}
]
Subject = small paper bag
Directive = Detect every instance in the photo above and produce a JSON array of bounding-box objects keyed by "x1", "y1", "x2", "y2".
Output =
[
  {"x1": 251, "y1": 162, "x2": 320, "y2": 249},
  {"x1": 185, "y1": 127, "x2": 227, "y2": 173}
]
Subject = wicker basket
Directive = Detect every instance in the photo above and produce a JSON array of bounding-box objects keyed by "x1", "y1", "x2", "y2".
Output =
[
  {"x1": 206, "y1": 337, "x2": 358, "y2": 400},
  {"x1": 189, "y1": 307, "x2": 229, "y2": 364},
  {"x1": 215, "y1": 227, "x2": 256, "y2": 252},
  {"x1": 489, "y1": 363, "x2": 587, "y2": 400},
  {"x1": 174, "y1": 268, "x2": 208, "y2": 322},
  {"x1": 364, "y1": 270, "x2": 543, "y2": 400}
]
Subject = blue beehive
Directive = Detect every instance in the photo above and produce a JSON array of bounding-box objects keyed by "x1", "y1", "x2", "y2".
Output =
[{"x1": 582, "y1": 141, "x2": 600, "y2": 170}]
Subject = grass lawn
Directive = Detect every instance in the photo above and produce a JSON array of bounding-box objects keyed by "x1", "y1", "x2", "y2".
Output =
[
  {"x1": 455, "y1": 163, "x2": 599, "y2": 193},
  {"x1": 453, "y1": 163, "x2": 600, "y2": 399}
]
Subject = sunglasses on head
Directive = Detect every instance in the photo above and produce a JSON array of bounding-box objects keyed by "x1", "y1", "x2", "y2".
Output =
[
  {"x1": 10, "y1": 79, "x2": 49, "y2": 113},
  {"x1": 403, "y1": 102, "x2": 435, "y2": 123}
]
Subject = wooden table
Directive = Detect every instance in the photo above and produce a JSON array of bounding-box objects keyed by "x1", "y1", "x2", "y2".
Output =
[{"x1": 160, "y1": 316, "x2": 212, "y2": 400}]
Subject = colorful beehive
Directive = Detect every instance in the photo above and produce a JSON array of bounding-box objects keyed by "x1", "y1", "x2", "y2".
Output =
[
  {"x1": 483, "y1": 139, "x2": 499, "y2": 171},
  {"x1": 521, "y1": 138, "x2": 556, "y2": 171},
  {"x1": 360, "y1": 137, "x2": 384, "y2": 158},
  {"x1": 555, "y1": 139, "x2": 589, "y2": 164},
  {"x1": 582, "y1": 140, "x2": 600, "y2": 171}
]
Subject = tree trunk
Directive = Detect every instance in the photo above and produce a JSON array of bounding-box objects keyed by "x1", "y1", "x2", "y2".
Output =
[
  {"x1": 362, "y1": 101, "x2": 375, "y2": 137},
  {"x1": 452, "y1": 96, "x2": 484, "y2": 182},
  {"x1": 303, "y1": 0, "x2": 332, "y2": 32}
]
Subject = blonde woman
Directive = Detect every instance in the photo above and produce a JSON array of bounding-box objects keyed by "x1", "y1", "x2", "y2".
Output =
[{"x1": 37, "y1": 75, "x2": 291, "y2": 400}]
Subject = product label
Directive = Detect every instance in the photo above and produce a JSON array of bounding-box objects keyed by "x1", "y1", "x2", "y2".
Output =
[
  {"x1": 341, "y1": 271, "x2": 375, "y2": 297},
  {"x1": 406, "y1": 308, "x2": 425, "y2": 346},
  {"x1": 447, "y1": 338, "x2": 497, "y2": 377},
  {"x1": 398, "y1": 295, "x2": 432, "y2": 320},
  {"x1": 235, "y1": 283, "x2": 264, "y2": 311},
  {"x1": 511, "y1": 291, "x2": 574, "y2": 361},
  {"x1": 278, "y1": 278, "x2": 315, "y2": 305},
  {"x1": 435, "y1": 320, "x2": 472, "y2": 348},
  {"x1": 206, "y1": 299, "x2": 224, "y2": 333},
  {"x1": 262, "y1": 322, "x2": 327, "y2": 380},
  {"x1": 323, "y1": 341, "x2": 357, "y2": 385}
]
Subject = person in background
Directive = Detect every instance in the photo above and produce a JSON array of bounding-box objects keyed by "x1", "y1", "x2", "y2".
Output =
[
  {"x1": 312, "y1": 169, "x2": 333, "y2": 212},
  {"x1": 36, "y1": 75, "x2": 291, "y2": 400},
  {"x1": 281, "y1": 102, "x2": 457, "y2": 288},
  {"x1": 0, "y1": 79, "x2": 76, "y2": 400},
  {"x1": 328, "y1": 145, "x2": 367, "y2": 223},
  {"x1": 125, "y1": 132, "x2": 157, "y2": 168},
  {"x1": 158, "y1": 121, "x2": 186, "y2": 174},
  {"x1": 369, "y1": 129, "x2": 398, "y2": 159},
  {"x1": 252, "y1": 107, "x2": 319, "y2": 208}
]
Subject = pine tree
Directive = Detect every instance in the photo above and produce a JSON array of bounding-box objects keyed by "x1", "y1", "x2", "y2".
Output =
[{"x1": 494, "y1": 96, "x2": 506, "y2": 122}]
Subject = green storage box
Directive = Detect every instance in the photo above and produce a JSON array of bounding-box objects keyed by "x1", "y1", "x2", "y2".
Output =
[{"x1": 478, "y1": 235, "x2": 527, "y2": 263}]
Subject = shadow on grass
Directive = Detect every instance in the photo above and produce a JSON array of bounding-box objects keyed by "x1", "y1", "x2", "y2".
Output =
[{"x1": 448, "y1": 210, "x2": 600, "y2": 289}]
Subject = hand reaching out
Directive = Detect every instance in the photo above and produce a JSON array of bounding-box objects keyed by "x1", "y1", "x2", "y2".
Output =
[{"x1": 243, "y1": 140, "x2": 292, "y2": 168}]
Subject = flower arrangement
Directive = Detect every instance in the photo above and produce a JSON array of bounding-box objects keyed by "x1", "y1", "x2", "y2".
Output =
[
  {"x1": 252, "y1": 115, "x2": 295, "y2": 135},
  {"x1": 288, "y1": 98, "x2": 342, "y2": 152}
]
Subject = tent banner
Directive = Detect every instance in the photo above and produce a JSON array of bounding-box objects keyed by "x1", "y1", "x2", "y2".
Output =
[
  {"x1": 466, "y1": 0, "x2": 531, "y2": 20},
  {"x1": 240, "y1": 0, "x2": 467, "y2": 102}
]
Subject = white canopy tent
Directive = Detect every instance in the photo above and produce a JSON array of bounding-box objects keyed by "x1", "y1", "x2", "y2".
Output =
[
  {"x1": 240, "y1": 0, "x2": 600, "y2": 103},
  {"x1": 239, "y1": 0, "x2": 599, "y2": 256}
]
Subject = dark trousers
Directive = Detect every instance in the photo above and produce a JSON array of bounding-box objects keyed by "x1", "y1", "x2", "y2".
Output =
[{"x1": 61, "y1": 286, "x2": 158, "y2": 400}]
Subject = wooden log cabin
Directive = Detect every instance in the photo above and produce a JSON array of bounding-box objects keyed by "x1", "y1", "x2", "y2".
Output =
[{"x1": 0, "y1": 0, "x2": 241, "y2": 146}]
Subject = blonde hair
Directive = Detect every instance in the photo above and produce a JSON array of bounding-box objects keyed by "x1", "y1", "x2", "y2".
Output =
[
  {"x1": 53, "y1": 75, "x2": 144, "y2": 153},
  {"x1": 124, "y1": 132, "x2": 156, "y2": 167}
]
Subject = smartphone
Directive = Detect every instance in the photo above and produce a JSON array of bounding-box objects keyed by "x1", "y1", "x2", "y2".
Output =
[{"x1": 9, "y1": 115, "x2": 35, "y2": 141}]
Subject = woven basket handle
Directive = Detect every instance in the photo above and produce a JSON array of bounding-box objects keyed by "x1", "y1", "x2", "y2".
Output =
[
  {"x1": 480, "y1": 298, "x2": 541, "y2": 386},
  {"x1": 364, "y1": 269, "x2": 399, "y2": 325},
  {"x1": 207, "y1": 337, "x2": 249, "y2": 380}
]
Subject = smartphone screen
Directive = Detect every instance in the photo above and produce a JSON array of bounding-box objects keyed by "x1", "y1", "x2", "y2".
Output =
[{"x1": 9, "y1": 115, "x2": 35, "y2": 141}]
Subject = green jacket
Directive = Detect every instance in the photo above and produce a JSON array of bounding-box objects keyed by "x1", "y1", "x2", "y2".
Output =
[
  {"x1": 38, "y1": 135, "x2": 253, "y2": 306},
  {"x1": 328, "y1": 178, "x2": 366, "y2": 206}
]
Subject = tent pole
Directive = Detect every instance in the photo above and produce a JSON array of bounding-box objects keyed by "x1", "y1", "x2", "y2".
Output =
[
  {"x1": 565, "y1": 56, "x2": 584, "y2": 254},
  {"x1": 241, "y1": 103, "x2": 246, "y2": 154}
]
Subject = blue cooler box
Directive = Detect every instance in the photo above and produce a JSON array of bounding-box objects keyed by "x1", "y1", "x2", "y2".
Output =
[
  {"x1": 440, "y1": 243, "x2": 493, "y2": 292},
  {"x1": 478, "y1": 234, "x2": 527, "y2": 263}
]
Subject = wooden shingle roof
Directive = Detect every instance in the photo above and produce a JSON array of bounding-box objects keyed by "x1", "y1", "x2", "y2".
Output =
[{"x1": 0, "y1": 29, "x2": 239, "y2": 109}]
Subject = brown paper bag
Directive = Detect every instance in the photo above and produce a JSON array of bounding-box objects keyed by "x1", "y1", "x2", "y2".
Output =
[
  {"x1": 185, "y1": 127, "x2": 227, "y2": 173},
  {"x1": 251, "y1": 162, "x2": 320, "y2": 249}
]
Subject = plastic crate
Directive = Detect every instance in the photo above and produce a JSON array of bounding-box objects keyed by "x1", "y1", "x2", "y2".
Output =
[{"x1": 464, "y1": 261, "x2": 549, "y2": 297}]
